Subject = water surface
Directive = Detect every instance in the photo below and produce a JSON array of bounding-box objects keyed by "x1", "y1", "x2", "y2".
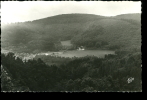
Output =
[{"x1": 53, "y1": 50, "x2": 115, "y2": 58}]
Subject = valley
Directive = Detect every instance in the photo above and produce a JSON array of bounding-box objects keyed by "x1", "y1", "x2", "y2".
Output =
[
  {"x1": 1, "y1": 39, "x2": 115, "y2": 61},
  {"x1": 1, "y1": 13, "x2": 141, "y2": 53},
  {"x1": 1, "y1": 13, "x2": 141, "y2": 92}
]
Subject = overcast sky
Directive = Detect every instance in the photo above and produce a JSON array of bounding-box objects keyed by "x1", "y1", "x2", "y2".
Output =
[{"x1": 1, "y1": 1, "x2": 141, "y2": 23}]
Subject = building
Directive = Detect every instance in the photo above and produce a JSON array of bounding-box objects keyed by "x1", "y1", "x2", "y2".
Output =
[{"x1": 77, "y1": 46, "x2": 85, "y2": 50}]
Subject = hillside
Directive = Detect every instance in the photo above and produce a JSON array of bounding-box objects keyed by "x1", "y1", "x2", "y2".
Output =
[
  {"x1": 1, "y1": 13, "x2": 141, "y2": 53},
  {"x1": 114, "y1": 13, "x2": 141, "y2": 22},
  {"x1": 1, "y1": 13, "x2": 142, "y2": 91}
]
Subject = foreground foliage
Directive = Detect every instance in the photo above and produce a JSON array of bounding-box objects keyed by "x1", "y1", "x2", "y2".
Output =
[{"x1": 1, "y1": 50, "x2": 141, "y2": 92}]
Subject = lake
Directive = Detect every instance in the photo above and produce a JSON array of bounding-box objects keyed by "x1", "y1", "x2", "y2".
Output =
[
  {"x1": 45, "y1": 50, "x2": 115, "y2": 58},
  {"x1": 2, "y1": 48, "x2": 115, "y2": 59}
]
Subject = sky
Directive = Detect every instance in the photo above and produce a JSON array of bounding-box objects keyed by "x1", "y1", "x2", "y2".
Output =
[{"x1": 1, "y1": 1, "x2": 141, "y2": 23}]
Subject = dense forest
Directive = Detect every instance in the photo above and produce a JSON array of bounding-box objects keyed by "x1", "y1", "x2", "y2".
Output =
[
  {"x1": 1, "y1": 13, "x2": 141, "y2": 92},
  {"x1": 1, "y1": 13, "x2": 141, "y2": 53},
  {"x1": 1, "y1": 49, "x2": 141, "y2": 91}
]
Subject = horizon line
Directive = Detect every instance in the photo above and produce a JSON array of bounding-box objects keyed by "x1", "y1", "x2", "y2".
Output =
[{"x1": 2, "y1": 12, "x2": 141, "y2": 24}]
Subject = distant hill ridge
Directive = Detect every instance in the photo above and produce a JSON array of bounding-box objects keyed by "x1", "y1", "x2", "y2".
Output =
[{"x1": 1, "y1": 13, "x2": 141, "y2": 53}]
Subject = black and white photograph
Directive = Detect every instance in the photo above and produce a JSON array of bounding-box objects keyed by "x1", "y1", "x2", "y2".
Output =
[{"x1": 1, "y1": 1, "x2": 142, "y2": 92}]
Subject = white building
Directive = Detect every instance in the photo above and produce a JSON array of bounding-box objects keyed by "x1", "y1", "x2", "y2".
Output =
[{"x1": 77, "y1": 46, "x2": 85, "y2": 50}]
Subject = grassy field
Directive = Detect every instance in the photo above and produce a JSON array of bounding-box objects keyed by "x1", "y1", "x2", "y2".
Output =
[{"x1": 61, "y1": 40, "x2": 72, "y2": 46}]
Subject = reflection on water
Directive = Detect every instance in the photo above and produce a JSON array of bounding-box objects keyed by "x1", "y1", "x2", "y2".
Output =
[{"x1": 1, "y1": 49, "x2": 115, "y2": 59}]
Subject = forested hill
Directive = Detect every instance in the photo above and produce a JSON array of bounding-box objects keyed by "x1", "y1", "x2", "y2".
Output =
[
  {"x1": 114, "y1": 13, "x2": 141, "y2": 22},
  {"x1": 1, "y1": 13, "x2": 141, "y2": 53},
  {"x1": 30, "y1": 14, "x2": 106, "y2": 24}
]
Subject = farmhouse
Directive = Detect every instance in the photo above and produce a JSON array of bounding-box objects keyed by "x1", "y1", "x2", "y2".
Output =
[{"x1": 77, "y1": 46, "x2": 85, "y2": 50}]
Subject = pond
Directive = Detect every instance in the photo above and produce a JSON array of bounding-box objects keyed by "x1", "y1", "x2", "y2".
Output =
[{"x1": 44, "y1": 50, "x2": 115, "y2": 58}]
